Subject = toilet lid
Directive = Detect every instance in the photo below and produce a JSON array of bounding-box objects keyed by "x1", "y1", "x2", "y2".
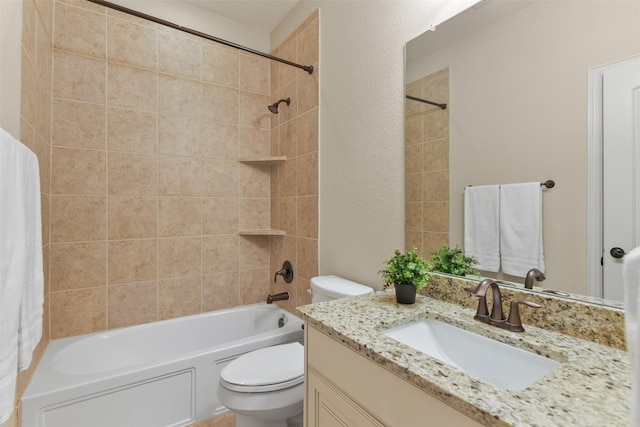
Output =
[{"x1": 221, "y1": 342, "x2": 304, "y2": 391}]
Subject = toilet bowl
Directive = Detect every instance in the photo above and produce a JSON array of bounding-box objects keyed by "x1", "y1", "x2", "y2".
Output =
[{"x1": 218, "y1": 275, "x2": 373, "y2": 427}]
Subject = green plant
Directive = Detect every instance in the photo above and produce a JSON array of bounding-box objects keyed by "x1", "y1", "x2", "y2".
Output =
[
  {"x1": 429, "y1": 245, "x2": 479, "y2": 277},
  {"x1": 379, "y1": 248, "x2": 433, "y2": 290}
]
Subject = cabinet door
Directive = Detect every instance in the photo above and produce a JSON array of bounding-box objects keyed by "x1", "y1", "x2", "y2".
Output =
[{"x1": 307, "y1": 370, "x2": 385, "y2": 427}]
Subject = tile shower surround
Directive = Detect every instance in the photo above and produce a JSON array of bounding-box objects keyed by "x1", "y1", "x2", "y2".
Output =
[{"x1": 47, "y1": 0, "x2": 319, "y2": 339}]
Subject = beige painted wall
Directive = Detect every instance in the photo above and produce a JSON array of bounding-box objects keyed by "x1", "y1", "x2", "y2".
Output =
[
  {"x1": 275, "y1": 0, "x2": 477, "y2": 290},
  {"x1": 406, "y1": 1, "x2": 640, "y2": 294}
]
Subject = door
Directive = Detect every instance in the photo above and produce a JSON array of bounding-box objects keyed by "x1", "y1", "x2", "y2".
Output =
[{"x1": 602, "y1": 55, "x2": 640, "y2": 301}]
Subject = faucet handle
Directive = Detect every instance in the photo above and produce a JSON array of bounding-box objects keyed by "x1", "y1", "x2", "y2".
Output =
[{"x1": 507, "y1": 300, "x2": 541, "y2": 332}]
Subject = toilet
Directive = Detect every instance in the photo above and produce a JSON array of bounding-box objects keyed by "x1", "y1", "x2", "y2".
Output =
[{"x1": 217, "y1": 275, "x2": 373, "y2": 427}]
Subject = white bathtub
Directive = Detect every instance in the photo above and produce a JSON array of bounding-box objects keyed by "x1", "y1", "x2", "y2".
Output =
[{"x1": 22, "y1": 303, "x2": 304, "y2": 427}]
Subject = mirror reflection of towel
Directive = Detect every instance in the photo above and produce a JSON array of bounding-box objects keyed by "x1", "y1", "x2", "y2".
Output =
[
  {"x1": 464, "y1": 185, "x2": 500, "y2": 272},
  {"x1": 499, "y1": 182, "x2": 544, "y2": 277}
]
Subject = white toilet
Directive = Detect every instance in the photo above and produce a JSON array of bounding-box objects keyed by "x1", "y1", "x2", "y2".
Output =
[{"x1": 217, "y1": 275, "x2": 373, "y2": 427}]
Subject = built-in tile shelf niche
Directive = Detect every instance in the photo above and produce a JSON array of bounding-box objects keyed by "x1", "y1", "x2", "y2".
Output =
[{"x1": 237, "y1": 156, "x2": 287, "y2": 236}]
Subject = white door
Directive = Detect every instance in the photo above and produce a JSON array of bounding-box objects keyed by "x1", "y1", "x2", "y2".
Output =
[{"x1": 602, "y1": 56, "x2": 640, "y2": 301}]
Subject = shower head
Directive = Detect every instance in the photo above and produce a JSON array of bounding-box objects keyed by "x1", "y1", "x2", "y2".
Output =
[{"x1": 268, "y1": 97, "x2": 291, "y2": 114}]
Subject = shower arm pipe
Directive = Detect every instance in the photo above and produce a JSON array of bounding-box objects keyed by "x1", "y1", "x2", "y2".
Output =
[
  {"x1": 406, "y1": 95, "x2": 447, "y2": 110},
  {"x1": 86, "y1": 0, "x2": 314, "y2": 75}
]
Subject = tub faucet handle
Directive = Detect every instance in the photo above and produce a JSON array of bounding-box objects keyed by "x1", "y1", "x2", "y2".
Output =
[{"x1": 274, "y1": 261, "x2": 294, "y2": 283}]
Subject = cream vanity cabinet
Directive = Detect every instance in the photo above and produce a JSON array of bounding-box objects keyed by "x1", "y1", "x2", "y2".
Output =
[{"x1": 304, "y1": 325, "x2": 483, "y2": 427}]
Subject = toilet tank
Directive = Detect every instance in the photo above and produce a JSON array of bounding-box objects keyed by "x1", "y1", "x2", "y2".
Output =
[{"x1": 310, "y1": 275, "x2": 373, "y2": 303}]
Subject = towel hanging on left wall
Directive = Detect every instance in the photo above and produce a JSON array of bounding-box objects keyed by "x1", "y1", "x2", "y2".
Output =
[{"x1": 0, "y1": 127, "x2": 44, "y2": 424}]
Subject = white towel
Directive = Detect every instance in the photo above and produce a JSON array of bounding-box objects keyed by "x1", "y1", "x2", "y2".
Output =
[
  {"x1": 624, "y1": 246, "x2": 640, "y2": 427},
  {"x1": 0, "y1": 128, "x2": 44, "y2": 424},
  {"x1": 499, "y1": 182, "x2": 544, "y2": 277},
  {"x1": 463, "y1": 185, "x2": 500, "y2": 272}
]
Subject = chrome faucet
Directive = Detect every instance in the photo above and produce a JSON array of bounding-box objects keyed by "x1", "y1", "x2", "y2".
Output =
[
  {"x1": 524, "y1": 268, "x2": 545, "y2": 289},
  {"x1": 267, "y1": 291, "x2": 290, "y2": 304},
  {"x1": 466, "y1": 279, "x2": 541, "y2": 332}
]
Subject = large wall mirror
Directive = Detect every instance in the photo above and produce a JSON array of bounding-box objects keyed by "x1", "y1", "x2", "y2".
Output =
[{"x1": 404, "y1": 0, "x2": 640, "y2": 303}]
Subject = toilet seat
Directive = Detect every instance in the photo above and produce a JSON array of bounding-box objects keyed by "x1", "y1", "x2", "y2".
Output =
[{"x1": 220, "y1": 342, "x2": 304, "y2": 393}]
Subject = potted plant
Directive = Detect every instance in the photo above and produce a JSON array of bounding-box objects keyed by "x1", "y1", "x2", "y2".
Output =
[
  {"x1": 429, "y1": 245, "x2": 479, "y2": 277},
  {"x1": 379, "y1": 248, "x2": 433, "y2": 304}
]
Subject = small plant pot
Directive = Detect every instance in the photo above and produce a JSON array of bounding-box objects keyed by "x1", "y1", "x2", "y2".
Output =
[{"x1": 394, "y1": 283, "x2": 417, "y2": 304}]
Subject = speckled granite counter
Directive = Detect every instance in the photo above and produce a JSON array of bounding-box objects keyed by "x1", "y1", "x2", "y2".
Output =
[{"x1": 297, "y1": 292, "x2": 631, "y2": 427}]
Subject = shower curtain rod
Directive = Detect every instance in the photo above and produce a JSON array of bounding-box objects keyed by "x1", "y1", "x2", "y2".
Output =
[
  {"x1": 406, "y1": 95, "x2": 447, "y2": 110},
  {"x1": 86, "y1": 0, "x2": 314, "y2": 75}
]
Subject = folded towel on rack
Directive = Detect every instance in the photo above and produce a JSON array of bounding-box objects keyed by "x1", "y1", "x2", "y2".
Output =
[
  {"x1": 624, "y1": 247, "x2": 640, "y2": 427},
  {"x1": 0, "y1": 128, "x2": 44, "y2": 424},
  {"x1": 463, "y1": 185, "x2": 500, "y2": 272},
  {"x1": 499, "y1": 182, "x2": 544, "y2": 277}
]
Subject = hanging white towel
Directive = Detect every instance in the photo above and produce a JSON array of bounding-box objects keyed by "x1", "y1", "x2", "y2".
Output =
[
  {"x1": 463, "y1": 185, "x2": 500, "y2": 272},
  {"x1": 624, "y1": 246, "x2": 640, "y2": 427},
  {"x1": 499, "y1": 182, "x2": 544, "y2": 277},
  {"x1": 0, "y1": 128, "x2": 44, "y2": 424}
]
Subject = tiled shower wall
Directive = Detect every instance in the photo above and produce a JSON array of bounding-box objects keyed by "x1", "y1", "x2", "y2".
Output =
[
  {"x1": 48, "y1": 0, "x2": 319, "y2": 339},
  {"x1": 269, "y1": 11, "x2": 319, "y2": 312},
  {"x1": 405, "y1": 68, "x2": 450, "y2": 258},
  {"x1": 15, "y1": 0, "x2": 53, "y2": 415}
]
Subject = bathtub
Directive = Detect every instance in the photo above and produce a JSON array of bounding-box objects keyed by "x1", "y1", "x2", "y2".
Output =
[{"x1": 22, "y1": 303, "x2": 304, "y2": 427}]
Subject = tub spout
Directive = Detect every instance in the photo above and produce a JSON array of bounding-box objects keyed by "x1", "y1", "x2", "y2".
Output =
[{"x1": 267, "y1": 291, "x2": 290, "y2": 304}]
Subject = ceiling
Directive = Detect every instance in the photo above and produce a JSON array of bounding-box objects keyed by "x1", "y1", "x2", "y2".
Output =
[{"x1": 179, "y1": 0, "x2": 299, "y2": 32}]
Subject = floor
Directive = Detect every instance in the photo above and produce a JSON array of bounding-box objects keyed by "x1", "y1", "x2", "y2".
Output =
[{"x1": 189, "y1": 411, "x2": 236, "y2": 427}]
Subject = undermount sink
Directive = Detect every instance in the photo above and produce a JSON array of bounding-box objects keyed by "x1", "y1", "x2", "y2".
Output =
[{"x1": 383, "y1": 319, "x2": 561, "y2": 391}]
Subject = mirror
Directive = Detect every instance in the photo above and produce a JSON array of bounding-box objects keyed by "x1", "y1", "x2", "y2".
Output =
[{"x1": 404, "y1": 0, "x2": 640, "y2": 303}]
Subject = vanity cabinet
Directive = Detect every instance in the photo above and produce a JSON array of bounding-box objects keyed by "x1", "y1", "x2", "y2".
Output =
[{"x1": 305, "y1": 325, "x2": 482, "y2": 427}]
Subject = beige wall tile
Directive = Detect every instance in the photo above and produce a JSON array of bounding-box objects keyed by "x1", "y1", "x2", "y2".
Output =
[
  {"x1": 296, "y1": 196, "x2": 318, "y2": 239},
  {"x1": 296, "y1": 152, "x2": 318, "y2": 196},
  {"x1": 423, "y1": 201, "x2": 449, "y2": 233},
  {"x1": 239, "y1": 91, "x2": 270, "y2": 129},
  {"x1": 239, "y1": 163, "x2": 270, "y2": 197},
  {"x1": 239, "y1": 198, "x2": 270, "y2": 230},
  {"x1": 22, "y1": 0, "x2": 37, "y2": 62},
  {"x1": 405, "y1": 113, "x2": 422, "y2": 146},
  {"x1": 50, "y1": 242, "x2": 107, "y2": 291},
  {"x1": 50, "y1": 195, "x2": 106, "y2": 242},
  {"x1": 158, "y1": 74, "x2": 202, "y2": 117},
  {"x1": 107, "y1": 16, "x2": 157, "y2": 70},
  {"x1": 240, "y1": 236, "x2": 269, "y2": 270},
  {"x1": 50, "y1": 288, "x2": 106, "y2": 338},
  {"x1": 107, "y1": 107, "x2": 157, "y2": 153},
  {"x1": 423, "y1": 108, "x2": 449, "y2": 143},
  {"x1": 238, "y1": 127, "x2": 269, "y2": 159},
  {"x1": 202, "y1": 83, "x2": 238, "y2": 124},
  {"x1": 423, "y1": 139, "x2": 449, "y2": 172},
  {"x1": 201, "y1": 121, "x2": 238, "y2": 160},
  {"x1": 296, "y1": 237, "x2": 318, "y2": 281},
  {"x1": 297, "y1": 108, "x2": 318, "y2": 155},
  {"x1": 298, "y1": 17, "x2": 319, "y2": 68},
  {"x1": 53, "y1": 50, "x2": 106, "y2": 104},
  {"x1": 406, "y1": 172, "x2": 422, "y2": 203},
  {"x1": 405, "y1": 231, "x2": 423, "y2": 254},
  {"x1": 406, "y1": 144, "x2": 422, "y2": 174},
  {"x1": 108, "y1": 63, "x2": 157, "y2": 111},
  {"x1": 108, "y1": 151, "x2": 157, "y2": 196},
  {"x1": 276, "y1": 41, "x2": 297, "y2": 90},
  {"x1": 406, "y1": 201, "x2": 423, "y2": 232},
  {"x1": 54, "y1": 2, "x2": 106, "y2": 58},
  {"x1": 201, "y1": 159, "x2": 238, "y2": 197},
  {"x1": 202, "y1": 235, "x2": 239, "y2": 274},
  {"x1": 108, "y1": 281, "x2": 157, "y2": 328},
  {"x1": 278, "y1": 120, "x2": 296, "y2": 159},
  {"x1": 52, "y1": 99, "x2": 106, "y2": 149},
  {"x1": 202, "y1": 42, "x2": 238, "y2": 87},
  {"x1": 108, "y1": 196, "x2": 157, "y2": 239},
  {"x1": 158, "y1": 237, "x2": 202, "y2": 279},
  {"x1": 239, "y1": 268, "x2": 270, "y2": 305},
  {"x1": 202, "y1": 198, "x2": 238, "y2": 235},
  {"x1": 277, "y1": 197, "x2": 296, "y2": 235},
  {"x1": 297, "y1": 68, "x2": 318, "y2": 115},
  {"x1": 158, "y1": 114, "x2": 202, "y2": 157},
  {"x1": 423, "y1": 232, "x2": 449, "y2": 256},
  {"x1": 202, "y1": 272, "x2": 239, "y2": 311},
  {"x1": 423, "y1": 170, "x2": 449, "y2": 202},
  {"x1": 278, "y1": 158, "x2": 296, "y2": 198},
  {"x1": 158, "y1": 155, "x2": 202, "y2": 197},
  {"x1": 52, "y1": 147, "x2": 106, "y2": 195},
  {"x1": 158, "y1": 28, "x2": 201, "y2": 80},
  {"x1": 158, "y1": 276, "x2": 201, "y2": 319},
  {"x1": 58, "y1": 0, "x2": 105, "y2": 14},
  {"x1": 239, "y1": 53, "x2": 269, "y2": 95},
  {"x1": 158, "y1": 197, "x2": 201, "y2": 237},
  {"x1": 108, "y1": 239, "x2": 158, "y2": 284}
]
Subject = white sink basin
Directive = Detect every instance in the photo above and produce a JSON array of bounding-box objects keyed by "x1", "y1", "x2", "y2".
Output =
[{"x1": 383, "y1": 319, "x2": 560, "y2": 391}]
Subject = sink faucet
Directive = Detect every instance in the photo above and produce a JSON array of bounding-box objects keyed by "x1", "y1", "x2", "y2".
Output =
[
  {"x1": 466, "y1": 279, "x2": 541, "y2": 332},
  {"x1": 465, "y1": 279, "x2": 505, "y2": 322},
  {"x1": 524, "y1": 268, "x2": 545, "y2": 289}
]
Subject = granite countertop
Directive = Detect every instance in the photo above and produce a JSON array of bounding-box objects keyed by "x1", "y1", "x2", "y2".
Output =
[{"x1": 297, "y1": 292, "x2": 631, "y2": 427}]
